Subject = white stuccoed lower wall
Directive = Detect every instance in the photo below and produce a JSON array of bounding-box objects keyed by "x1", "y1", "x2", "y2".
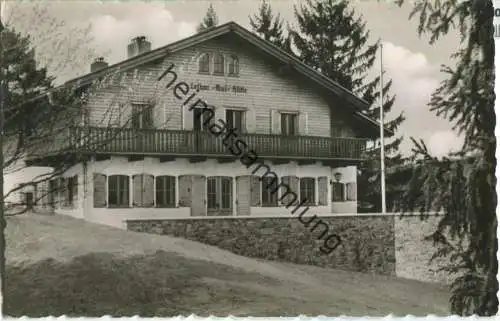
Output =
[
  {"x1": 52, "y1": 156, "x2": 356, "y2": 228},
  {"x1": 3, "y1": 157, "x2": 54, "y2": 205}
]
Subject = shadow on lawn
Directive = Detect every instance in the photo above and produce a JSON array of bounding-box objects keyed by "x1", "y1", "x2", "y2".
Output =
[{"x1": 5, "y1": 250, "x2": 281, "y2": 317}]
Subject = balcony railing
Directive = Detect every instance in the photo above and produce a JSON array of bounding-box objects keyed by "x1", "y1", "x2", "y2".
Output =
[{"x1": 28, "y1": 126, "x2": 369, "y2": 161}]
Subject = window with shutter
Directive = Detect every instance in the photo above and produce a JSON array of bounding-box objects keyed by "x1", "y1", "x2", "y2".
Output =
[
  {"x1": 67, "y1": 176, "x2": 78, "y2": 207},
  {"x1": 280, "y1": 113, "x2": 298, "y2": 136},
  {"x1": 346, "y1": 182, "x2": 357, "y2": 201},
  {"x1": 131, "y1": 104, "x2": 154, "y2": 129},
  {"x1": 93, "y1": 173, "x2": 107, "y2": 208},
  {"x1": 281, "y1": 176, "x2": 299, "y2": 206},
  {"x1": 73, "y1": 175, "x2": 78, "y2": 205},
  {"x1": 225, "y1": 109, "x2": 246, "y2": 133},
  {"x1": 156, "y1": 175, "x2": 176, "y2": 207},
  {"x1": 207, "y1": 176, "x2": 233, "y2": 215},
  {"x1": 318, "y1": 176, "x2": 328, "y2": 205},
  {"x1": 59, "y1": 177, "x2": 68, "y2": 207},
  {"x1": 48, "y1": 179, "x2": 57, "y2": 207},
  {"x1": 261, "y1": 177, "x2": 278, "y2": 207},
  {"x1": 332, "y1": 182, "x2": 345, "y2": 202},
  {"x1": 108, "y1": 175, "x2": 129, "y2": 207},
  {"x1": 299, "y1": 177, "x2": 316, "y2": 206},
  {"x1": 193, "y1": 106, "x2": 215, "y2": 132}
]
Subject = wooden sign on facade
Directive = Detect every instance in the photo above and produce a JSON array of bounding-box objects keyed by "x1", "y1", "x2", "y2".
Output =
[{"x1": 190, "y1": 83, "x2": 247, "y2": 93}]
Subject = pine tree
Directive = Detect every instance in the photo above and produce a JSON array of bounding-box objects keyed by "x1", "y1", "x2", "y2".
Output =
[
  {"x1": 197, "y1": 3, "x2": 219, "y2": 32},
  {"x1": 0, "y1": 22, "x2": 58, "y2": 302},
  {"x1": 2, "y1": 27, "x2": 54, "y2": 141},
  {"x1": 249, "y1": 0, "x2": 292, "y2": 52},
  {"x1": 290, "y1": 0, "x2": 405, "y2": 212},
  {"x1": 398, "y1": 0, "x2": 497, "y2": 315}
]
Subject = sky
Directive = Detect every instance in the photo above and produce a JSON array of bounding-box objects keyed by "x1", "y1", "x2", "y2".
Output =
[{"x1": 3, "y1": 0, "x2": 464, "y2": 158}]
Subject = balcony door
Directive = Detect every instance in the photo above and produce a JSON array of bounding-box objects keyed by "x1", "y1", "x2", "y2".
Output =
[
  {"x1": 131, "y1": 104, "x2": 154, "y2": 151},
  {"x1": 132, "y1": 104, "x2": 154, "y2": 129},
  {"x1": 207, "y1": 176, "x2": 233, "y2": 216},
  {"x1": 281, "y1": 113, "x2": 298, "y2": 136},
  {"x1": 280, "y1": 112, "x2": 298, "y2": 155},
  {"x1": 193, "y1": 106, "x2": 215, "y2": 154}
]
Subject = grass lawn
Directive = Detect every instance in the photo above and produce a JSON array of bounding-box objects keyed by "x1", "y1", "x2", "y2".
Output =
[{"x1": 5, "y1": 213, "x2": 451, "y2": 317}]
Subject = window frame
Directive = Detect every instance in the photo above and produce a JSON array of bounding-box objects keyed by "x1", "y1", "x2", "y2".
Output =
[
  {"x1": 228, "y1": 55, "x2": 239, "y2": 76},
  {"x1": 299, "y1": 177, "x2": 316, "y2": 206},
  {"x1": 207, "y1": 176, "x2": 233, "y2": 214},
  {"x1": 213, "y1": 52, "x2": 225, "y2": 75},
  {"x1": 193, "y1": 105, "x2": 215, "y2": 132},
  {"x1": 108, "y1": 175, "x2": 130, "y2": 208},
  {"x1": 332, "y1": 182, "x2": 345, "y2": 202},
  {"x1": 156, "y1": 175, "x2": 177, "y2": 208},
  {"x1": 67, "y1": 176, "x2": 78, "y2": 207},
  {"x1": 198, "y1": 53, "x2": 210, "y2": 74},
  {"x1": 261, "y1": 177, "x2": 279, "y2": 207},
  {"x1": 280, "y1": 112, "x2": 298, "y2": 136},
  {"x1": 225, "y1": 109, "x2": 246, "y2": 133},
  {"x1": 131, "y1": 103, "x2": 154, "y2": 129}
]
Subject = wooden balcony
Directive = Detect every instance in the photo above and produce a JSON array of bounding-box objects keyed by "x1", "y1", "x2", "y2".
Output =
[{"x1": 28, "y1": 126, "x2": 369, "y2": 162}]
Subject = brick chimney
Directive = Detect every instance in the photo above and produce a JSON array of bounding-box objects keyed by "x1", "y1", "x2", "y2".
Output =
[
  {"x1": 127, "y1": 36, "x2": 152, "y2": 58},
  {"x1": 90, "y1": 57, "x2": 108, "y2": 73}
]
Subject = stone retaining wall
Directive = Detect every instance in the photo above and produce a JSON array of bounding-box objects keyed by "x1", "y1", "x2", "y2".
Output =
[
  {"x1": 126, "y1": 213, "x2": 450, "y2": 283},
  {"x1": 128, "y1": 215, "x2": 396, "y2": 275},
  {"x1": 394, "y1": 215, "x2": 451, "y2": 284}
]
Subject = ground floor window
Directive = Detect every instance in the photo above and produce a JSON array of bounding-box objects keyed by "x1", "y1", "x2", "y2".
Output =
[
  {"x1": 48, "y1": 179, "x2": 57, "y2": 207},
  {"x1": 156, "y1": 175, "x2": 176, "y2": 207},
  {"x1": 332, "y1": 182, "x2": 345, "y2": 202},
  {"x1": 300, "y1": 177, "x2": 316, "y2": 205},
  {"x1": 261, "y1": 176, "x2": 278, "y2": 207},
  {"x1": 67, "y1": 176, "x2": 78, "y2": 207},
  {"x1": 108, "y1": 175, "x2": 129, "y2": 207},
  {"x1": 207, "y1": 176, "x2": 233, "y2": 214}
]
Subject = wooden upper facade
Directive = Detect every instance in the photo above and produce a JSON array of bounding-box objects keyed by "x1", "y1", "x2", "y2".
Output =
[{"x1": 27, "y1": 22, "x2": 390, "y2": 165}]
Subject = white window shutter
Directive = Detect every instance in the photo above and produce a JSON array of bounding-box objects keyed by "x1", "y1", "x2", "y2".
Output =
[
  {"x1": 270, "y1": 109, "x2": 281, "y2": 134},
  {"x1": 246, "y1": 109, "x2": 255, "y2": 133},
  {"x1": 299, "y1": 112, "x2": 308, "y2": 135},
  {"x1": 183, "y1": 106, "x2": 193, "y2": 130},
  {"x1": 216, "y1": 106, "x2": 225, "y2": 126},
  {"x1": 159, "y1": 101, "x2": 167, "y2": 128}
]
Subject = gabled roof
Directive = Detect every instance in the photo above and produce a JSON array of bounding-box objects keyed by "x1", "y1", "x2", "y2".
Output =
[{"x1": 36, "y1": 21, "x2": 393, "y2": 136}]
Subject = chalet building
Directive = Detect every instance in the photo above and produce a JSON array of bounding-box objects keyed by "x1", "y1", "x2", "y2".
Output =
[{"x1": 26, "y1": 22, "x2": 391, "y2": 228}]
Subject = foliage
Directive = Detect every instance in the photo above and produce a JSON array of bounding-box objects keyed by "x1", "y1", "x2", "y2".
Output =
[
  {"x1": 197, "y1": 3, "x2": 219, "y2": 33},
  {"x1": 1, "y1": 27, "x2": 54, "y2": 141},
  {"x1": 290, "y1": 0, "x2": 405, "y2": 211},
  {"x1": 249, "y1": 0, "x2": 292, "y2": 53},
  {"x1": 398, "y1": 0, "x2": 497, "y2": 315}
]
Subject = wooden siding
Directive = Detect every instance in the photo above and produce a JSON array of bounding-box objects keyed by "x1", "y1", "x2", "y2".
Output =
[{"x1": 85, "y1": 36, "x2": 355, "y2": 138}]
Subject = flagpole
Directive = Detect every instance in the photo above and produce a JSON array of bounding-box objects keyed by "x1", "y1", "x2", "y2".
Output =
[{"x1": 379, "y1": 42, "x2": 387, "y2": 214}]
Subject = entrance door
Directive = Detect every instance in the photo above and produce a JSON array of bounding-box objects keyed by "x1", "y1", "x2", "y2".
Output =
[
  {"x1": 236, "y1": 176, "x2": 251, "y2": 216},
  {"x1": 207, "y1": 176, "x2": 233, "y2": 216},
  {"x1": 190, "y1": 175, "x2": 206, "y2": 216}
]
